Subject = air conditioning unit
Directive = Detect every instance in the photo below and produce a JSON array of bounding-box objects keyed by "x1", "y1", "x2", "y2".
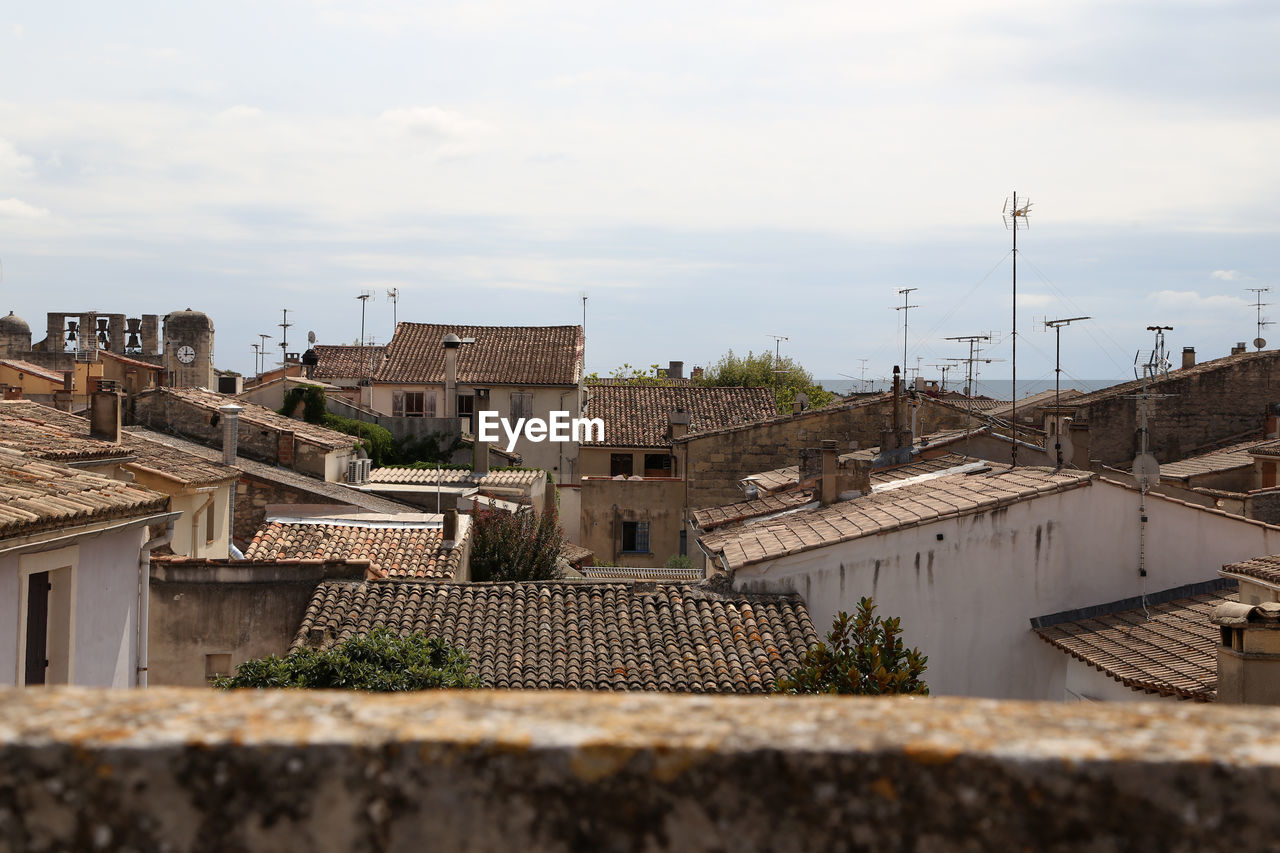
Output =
[{"x1": 347, "y1": 458, "x2": 372, "y2": 485}]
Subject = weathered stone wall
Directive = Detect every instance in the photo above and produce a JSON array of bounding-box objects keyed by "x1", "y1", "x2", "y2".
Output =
[
  {"x1": 579, "y1": 477, "x2": 685, "y2": 566},
  {"x1": 1053, "y1": 355, "x2": 1280, "y2": 466},
  {"x1": 232, "y1": 471, "x2": 356, "y2": 545},
  {"x1": 148, "y1": 559, "x2": 368, "y2": 687},
  {"x1": 4, "y1": 689, "x2": 1280, "y2": 851},
  {"x1": 679, "y1": 397, "x2": 972, "y2": 510}
]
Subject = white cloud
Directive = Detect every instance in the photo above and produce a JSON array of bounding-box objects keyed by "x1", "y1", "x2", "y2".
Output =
[
  {"x1": 1149, "y1": 290, "x2": 1247, "y2": 310},
  {"x1": 0, "y1": 138, "x2": 34, "y2": 177},
  {"x1": 217, "y1": 105, "x2": 263, "y2": 121},
  {"x1": 1211, "y1": 270, "x2": 1242, "y2": 280},
  {"x1": 378, "y1": 107, "x2": 491, "y2": 141},
  {"x1": 0, "y1": 198, "x2": 50, "y2": 218},
  {"x1": 12, "y1": 24, "x2": 23, "y2": 38}
]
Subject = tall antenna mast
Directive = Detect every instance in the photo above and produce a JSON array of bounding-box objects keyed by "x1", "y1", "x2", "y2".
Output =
[
  {"x1": 946, "y1": 334, "x2": 998, "y2": 459},
  {"x1": 357, "y1": 290, "x2": 373, "y2": 347},
  {"x1": 894, "y1": 288, "x2": 919, "y2": 385},
  {"x1": 386, "y1": 287, "x2": 399, "y2": 329},
  {"x1": 1130, "y1": 324, "x2": 1173, "y2": 589},
  {"x1": 768, "y1": 334, "x2": 789, "y2": 401},
  {"x1": 1003, "y1": 192, "x2": 1032, "y2": 466},
  {"x1": 1044, "y1": 316, "x2": 1090, "y2": 469},
  {"x1": 257, "y1": 334, "x2": 272, "y2": 376},
  {"x1": 1247, "y1": 287, "x2": 1272, "y2": 350},
  {"x1": 929, "y1": 363, "x2": 953, "y2": 393},
  {"x1": 278, "y1": 310, "x2": 292, "y2": 369},
  {"x1": 858, "y1": 358, "x2": 870, "y2": 392}
]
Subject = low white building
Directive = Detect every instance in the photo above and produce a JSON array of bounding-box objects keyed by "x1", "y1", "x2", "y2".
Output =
[
  {"x1": 699, "y1": 463, "x2": 1280, "y2": 699},
  {"x1": 0, "y1": 450, "x2": 176, "y2": 687}
]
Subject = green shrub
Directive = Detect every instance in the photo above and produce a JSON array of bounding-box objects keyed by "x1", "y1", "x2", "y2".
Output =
[
  {"x1": 469, "y1": 507, "x2": 565, "y2": 582},
  {"x1": 215, "y1": 628, "x2": 481, "y2": 691}
]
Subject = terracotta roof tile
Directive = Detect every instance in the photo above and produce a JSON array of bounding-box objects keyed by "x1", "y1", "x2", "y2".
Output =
[
  {"x1": 584, "y1": 383, "x2": 776, "y2": 447},
  {"x1": 291, "y1": 579, "x2": 818, "y2": 693},
  {"x1": 244, "y1": 517, "x2": 469, "y2": 580},
  {"x1": 702, "y1": 466, "x2": 1094, "y2": 571},
  {"x1": 0, "y1": 359, "x2": 65, "y2": 384},
  {"x1": 1159, "y1": 440, "x2": 1266, "y2": 480},
  {"x1": 312, "y1": 345, "x2": 385, "y2": 381},
  {"x1": 577, "y1": 566, "x2": 705, "y2": 582},
  {"x1": 0, "y1": 451, "x2": 170, "y2": 538},
  {"x1": 1221, "y1": 555, "x2": 1280, "y2": 586},
  {"x1": 1033, "y1": 580, "x2": 1234, "y2": 701},
  {"x1": 144, "y1": 387, "x2": 355, "y2": 450},
  {"x1": 692, "y1": 490, "x2": 817, "y2": 531},
  {"x1": 374, "y1": 323, "x2": 583, "y2": 386}
]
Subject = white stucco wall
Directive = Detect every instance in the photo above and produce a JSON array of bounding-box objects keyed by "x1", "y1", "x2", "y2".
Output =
[
  {"x1": 732, "y1": 480, "x2": 1280, "y2": 699},
  {"x1": 1, "y1": 527, "x2": 147, "y2": 688},
  {"x1": 1061, "y1": 656, "x2": 1176, "y2": 703}
]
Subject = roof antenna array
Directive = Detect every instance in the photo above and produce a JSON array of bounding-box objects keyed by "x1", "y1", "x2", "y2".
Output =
[
  {"x1": 1002, "y1": 192, "x2": 1031, "y2": 467},
  {"x1": 1247, "y1": 287, "x2": 1272, "y2": 350},
  {"x1": 1128, "y1": 324, "x2": 1175, "y2": 607}
]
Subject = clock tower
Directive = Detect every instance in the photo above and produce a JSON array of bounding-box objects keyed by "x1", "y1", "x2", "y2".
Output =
[{"x1": 163, "y1": 309, "x2": 215, "y2": 388}]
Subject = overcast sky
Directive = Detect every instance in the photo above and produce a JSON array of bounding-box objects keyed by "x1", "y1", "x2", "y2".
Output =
[{"x1": 2, "y1": 1, "x2": 1278, "y2": 394}]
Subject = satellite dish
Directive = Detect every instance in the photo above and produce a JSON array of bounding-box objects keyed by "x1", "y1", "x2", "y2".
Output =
[
  {"x1": 1132, "y1": 452, "x2": 1160, "y2": 489},
  {"x1": 307, "y1": 331, "x2": 316, "y2": 345},
  {"x1": 1256, "y1": 338, "x2": 1267, "y2": 349}
]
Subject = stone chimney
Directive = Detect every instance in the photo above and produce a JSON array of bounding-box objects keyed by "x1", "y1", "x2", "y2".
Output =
[
  {"x1": 442, "y1": 509, "x2": 459, "y2": 548},
  {"x1": 1182, "y1": 347, "x2": 1195, "y2": 369},
  {"x1": 219, "y1": 403, "x2": 243, "y2": 466},
  {"x1": 89, "y1": 391, "x2": 122, "y2": 443},
  {"x1": 1233, "y1": 342, "x2": 1248, "y2": 356},
  {"x1": 820, "y1": 440, "x2": 839, "y2": 505},
  {"x1": 669, "y1": 409, "x2": 690, "y2": 440},
  {"x1": 691, "y1": 366, "x2": 704, "y2": 380},
  {"x1": 667, "y1": 361, "x2": 684, "y2": 380},
  {"x1": 472, "y1": 437, "x2": 490, "y2": 477},
  {"x1": 1212, "y1": 601, "x2": 1280, "y2": 704},
  {"x1": 443, "y1": 334, "x2": 461, "y2": 419}
]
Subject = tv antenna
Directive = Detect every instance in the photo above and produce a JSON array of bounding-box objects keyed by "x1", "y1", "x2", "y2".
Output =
[
  {"x1": 278, "y1": 310, "x2": 292, "y2": 367},
  {"x1": 357, "y1": 290, "x2": 374, "y2": 347},
  {"x1": 893, "y1": 288, "x2": 919, "y2": 384},
  {"x1": 929, "y1": 363, "x2": 954, "y2": 393},
  {"x1": 386, "y1": 287, "x2": 399, "y2": 328},
  {"x1": 1003, "y1": 192, "x2": 1031, "y2": 466},
  {"x1": 946, "y1": 334, "x2": 1001, "y2": 459},
  {"x1": 257, "y1": 333, "x2": 272, "y2": 375},
  {"x1": 1247, "y1": 287, "x2": 1272, "y2": 350},
  {"x1": 768, "y1": 335, "x2": 789, "y2": 396},
  {"x1": 1127, "y1": 325, "x2": 1175, "y2": 587},
  {"x1": 1044, "y1": 316, "x2": 1090, "y2": 469}
]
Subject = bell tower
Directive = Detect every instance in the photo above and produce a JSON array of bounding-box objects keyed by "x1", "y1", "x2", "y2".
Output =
[{"x1": 162, "y1": 309, "x2": 215, "y2": 388}]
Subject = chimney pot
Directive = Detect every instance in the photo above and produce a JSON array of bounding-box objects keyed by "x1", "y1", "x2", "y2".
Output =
[
  {"x1": 1182, "y1": 346, "x2": 1196, "y2": 369},
  {"x1": 219, "y1": 403, "x2": 243, "y2": 466},
  {"x1": 442, "y1": 508, "x2": 459, "y2": 547},
  {"x1": 667, "y1": 360, "x2": 684, "y2": 380},
  {"x1": 820, "y1": 440, "x2": 838, "y2": 505},
  {"x1": 89, "y1": 390, "x2": 122, "y2": 443}
]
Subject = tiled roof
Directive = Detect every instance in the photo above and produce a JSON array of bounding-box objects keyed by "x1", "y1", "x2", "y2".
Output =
[
  {"x1": 743, "y1": 451, "x2": 974, "y2": 496},
  {"x1": 0, "y1": 401, "x2": 237, "y2": 485},
  {"x1": 1066, "y1": 350, "x2": 1277, "y2": 409},
  {"x1": 244, "y1": 517, "x2": 469, "y2": 580},
  {"x1": 0, "y1": 359, "x2": 65, "y2": 384},
  {"x1": 98, "y1": 350, "x2": 164, "y2": 372},
  {"x1": 292, "y1": 579, "x2": 819, "y2": 693},
  {"x1": 1033, "y1": 579, "x2": 1235, "y2": 701},
  {"x1": 692, "y1": 490, "x2": 817, "y2": 531},
  {"x1": 672, "y1": 393, "x2": 893, "y2": 444},
  {"x1": 702, "y1": 466, "x2": 1095, "y2": 571},
  {"x1": 374, "y1": 323, "x2": 583, "y2": 386},
  {"x1": 123, "y1": 428, "x2": 416, "y2": 514},
  {"x1": 561, "y1": 542, "x2": 593, "y2": 565},
  {"x1": 146, "y1": 387, "x2": 355, "y2": 451},
  {"x1": 583, "y1": 383, "x2": 776, "y2": 447},
  {"x1": 368, "y1": 467, "x2": 544, "y2": 489},
  {"x1": 1221, "y1": 555, "x2": 1280, "y2": 587},
  {"x1": 0, "y1": 450, "x2": 170, "y2": 538},
  {"x1": 1160, "y1": 440, "x2": 1266, "y2": 481},
  {"x1": 312, "y1": 345, "x2": 385, "y2": 381},
  {"x1": 986, "y1": 389, "x2": 1080, "y2": 417},
  {"x1": 1246, "y1": 439, "x2": 1280, "y2": 459}
]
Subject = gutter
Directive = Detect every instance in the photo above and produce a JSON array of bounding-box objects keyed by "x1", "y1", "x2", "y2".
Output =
[
  {"x1": 137, "y1": 519, "x2": 176, "y2": 687},
  {"x1": 0, "y1": 510, "x2": 180, "y2": 558}
]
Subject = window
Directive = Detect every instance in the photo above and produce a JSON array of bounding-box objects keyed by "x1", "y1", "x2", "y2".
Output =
[
  {"x1": 205, "y1": 501, "x2": 216, "y2": 545},
  {"x1": 622, "y1": 521, "x2": 650, "y2": 554},
  {"x1": 206, "y1": 653, "x2": 232, "y2": 683},
  {"x1": 405, "y1": 392, "x2": 425, "y2": 417},
  {"x1": 510, "y1": 391, "x2": 534, "y2": 420},
  {"x1": 457, "y1": 394, "x2": 475, "y2": 417},
  {"x1": 610, "y1": 453, "x2": 634, "y2": 477},
  {"x1": 643, "y1": 453, "x2": 673, "y2": 478},
  {"x1": 392, "y1": 391, "x2": 404, "y2": 417},
  {"x1": 393, "y1": 391, "x2": 433, "y2": 417}
]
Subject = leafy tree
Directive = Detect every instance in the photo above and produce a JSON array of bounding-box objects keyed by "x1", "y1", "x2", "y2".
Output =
[
  {"x1": 773, "y1": 597, "x2": 929, "y2": 695},
  {"x1": 699, "y1": 349, "x2": 835, "y2": 415},
  {"x1": 469, "y1": 507, "x2": 566, "y2": 582},
  {"x1": 584, "y1": 363, "x2": 669, "y2": 385},
  {"x1": 215, "y1": 628, "x2": 481, "y2": 691}
]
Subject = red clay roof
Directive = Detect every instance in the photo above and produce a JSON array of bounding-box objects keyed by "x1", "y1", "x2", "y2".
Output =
[
  {"x1": 292, "y1": 579, "x2": 819, "y2": 693},
  {"x1": 312, "y1": 345, "x2": 385, "y2": 381},
  {"x1": 374, "y1": 323, "x2": 583, "y2": 386},
  {"x1": 0, "y1": 451, "x2": 170, "y2": 538},
  {"x1": 584, "y1": 383, "x2": 776, "y2": 447},
  {"x1": 244, "y1": 518, "x2": 469, "y2": 580}
]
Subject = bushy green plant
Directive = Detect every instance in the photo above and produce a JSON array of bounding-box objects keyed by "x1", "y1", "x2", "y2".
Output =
[
  {"x1": 469, "y1": 507, "x2": 565, "y2": 582},
  {"x1": 700, "y1": 349, "x2": 835, "y2": 415},
  {"x1": 773, "y1": 597, "x2": 929, "y2": 695},
  {"x1": 321, "y1": 413, "x2": 395, "y2": 466},
  {"x1": 664, "y1": 554, "x2": 694, "y2": 569},
  {"x1": 215, "y1": 628, "x2": 481, "y2": 691}
]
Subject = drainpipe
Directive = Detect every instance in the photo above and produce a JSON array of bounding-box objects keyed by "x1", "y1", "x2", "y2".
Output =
[
  {"x1": 220, "y1": 403, "x2": 245, "y2": 557},
  {"x1": 137, "y1": 520, "x2": 175, "y2": 688}
]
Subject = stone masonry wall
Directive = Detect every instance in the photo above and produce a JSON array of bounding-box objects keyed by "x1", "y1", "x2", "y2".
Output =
[
  {"x1": 4, "y1": 689, "x2": 1280, "y2": 851},
  {"x1": 1054, "y1": 355, "x2": 1280, "y2": 467}
]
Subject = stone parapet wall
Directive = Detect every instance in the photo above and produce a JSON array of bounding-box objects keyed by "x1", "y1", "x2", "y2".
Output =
[{"x1": 3, "y1": 689, "x2": 1280, "y2": 851}]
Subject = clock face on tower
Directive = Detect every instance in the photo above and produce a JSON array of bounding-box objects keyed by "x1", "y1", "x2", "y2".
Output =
[{"x1": 177, "y1": 345, "x2": 196, "y2": 364}]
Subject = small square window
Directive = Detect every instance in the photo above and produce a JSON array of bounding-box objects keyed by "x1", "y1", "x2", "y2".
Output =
[
  {"x1": 643, "y1": 454, "x2": 673, "y2": 478},
  {"x1": 611, "y1": 453, "x2": 634, "y2": 477},
  {"x1": 622, "y1": 521, "x2": 650, "y2": 554},
  {"x1": 511, "y1": 391, "x2": 534, "y2": 420}
]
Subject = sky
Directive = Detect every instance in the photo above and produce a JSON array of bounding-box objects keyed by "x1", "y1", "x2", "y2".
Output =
[{"x1": 2, "y1": 1, "x2": 1278, "y2": 396}]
